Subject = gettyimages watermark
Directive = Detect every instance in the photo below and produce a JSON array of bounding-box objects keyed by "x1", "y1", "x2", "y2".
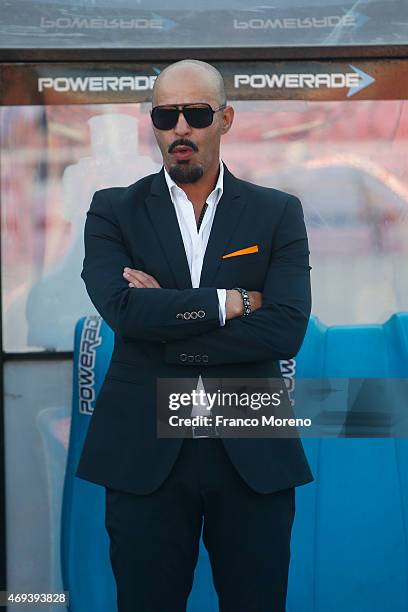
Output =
[
  {"x1": 0, "y1": 591, "x2": 69, "y2": 607},
  {"x1": 156, "y1": 377, "x2": 408, "y2": 438}
]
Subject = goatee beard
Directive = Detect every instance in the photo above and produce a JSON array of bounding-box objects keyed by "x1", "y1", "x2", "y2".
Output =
[{"x1": 169, "y1": 162, "x2": 204, "y2": 184}]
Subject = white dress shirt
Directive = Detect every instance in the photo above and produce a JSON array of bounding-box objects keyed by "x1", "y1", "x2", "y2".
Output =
[{"x1": 164, "y1": 159, "x2": 227, "y2": 437}]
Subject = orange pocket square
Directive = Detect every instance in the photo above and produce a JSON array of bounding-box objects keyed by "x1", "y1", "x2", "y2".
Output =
[{"x1": 222, "y1": 245, "x2": 259, "y2": 259}]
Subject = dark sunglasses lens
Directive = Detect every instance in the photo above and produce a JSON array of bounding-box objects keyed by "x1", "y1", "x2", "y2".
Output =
[
  {"x1": 152, "y1": 108, "x2": 179, "y2": 130},
  {"x1": 183, "y1": 107, "x2": 213, "y2": 128},
  {"x1": 151, "y1": 105, "x2": 214, "y2": 129}
]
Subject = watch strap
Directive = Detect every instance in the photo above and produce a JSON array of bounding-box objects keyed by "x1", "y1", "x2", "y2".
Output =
[{"x1": 234, "y1": 287, "x2": 252, "y2": 317}]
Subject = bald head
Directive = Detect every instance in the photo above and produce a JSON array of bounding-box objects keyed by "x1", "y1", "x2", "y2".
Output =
[{"x1": 151, "y1": 59, "x2": 226, "y2": 108}]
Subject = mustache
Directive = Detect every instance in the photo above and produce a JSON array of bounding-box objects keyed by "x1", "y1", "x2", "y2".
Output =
[{"x1": 168, "y1": 139, "x2": 199, "y2": 154}]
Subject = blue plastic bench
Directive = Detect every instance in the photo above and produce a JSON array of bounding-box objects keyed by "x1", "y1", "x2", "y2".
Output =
[{"x1": 61, "y1": 313, "x2": 408, "y2": 611}]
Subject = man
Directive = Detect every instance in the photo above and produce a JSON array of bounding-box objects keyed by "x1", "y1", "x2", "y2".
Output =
[{"x1": 76, "y1": 59, "x2": 314, "y2": 611}]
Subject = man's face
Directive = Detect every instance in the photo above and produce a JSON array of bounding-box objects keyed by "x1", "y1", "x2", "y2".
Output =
[{"x1": 151, "y1": 68, "x2": 233, "y2": 184}]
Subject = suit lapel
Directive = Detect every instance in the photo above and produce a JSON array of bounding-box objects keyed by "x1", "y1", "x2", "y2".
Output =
[
  {"x1": 199, "y1": 164, "x2": 245, "y2": 287},
  {"x1": 144, "y1": 163, "x2": 246, "y2": 290},
  {"x1": 145, "y1": 167, "x2": 192, "y2": 289}
]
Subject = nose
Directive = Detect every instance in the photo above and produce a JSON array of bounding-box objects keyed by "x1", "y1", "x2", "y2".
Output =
[{"x1": 173, "y1": 109, "x2": 192, "y2": 136}]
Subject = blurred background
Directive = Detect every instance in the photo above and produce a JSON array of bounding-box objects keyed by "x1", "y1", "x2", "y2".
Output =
[{"x1": 1, "y1": 1, "x2": 408, "y2": 610}]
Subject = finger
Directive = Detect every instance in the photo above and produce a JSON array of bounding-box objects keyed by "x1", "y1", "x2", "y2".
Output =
[
  {"x1": 123, "y1": 269, "x2": 147, "y2": 284},
  {"x1": 133, "y1": 274, "x2": 157, "y2": 289},
  {"x1": 128, "y1": 278, "x2": 146, "y2": 288},
  {"x1": 123, "y1": 268, "x2": 160, "y2": 288},
  {"x1": 130, "y1": 269, "x2": 161, "y2": 288},
  {"x1": 125, "y1": 273, "x2": 155, "y2": 289}
]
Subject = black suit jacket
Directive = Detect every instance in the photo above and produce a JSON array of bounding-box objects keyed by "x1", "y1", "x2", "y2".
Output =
[{"x1": 75, "y1": 163, "x2": 314, "y2": 494}]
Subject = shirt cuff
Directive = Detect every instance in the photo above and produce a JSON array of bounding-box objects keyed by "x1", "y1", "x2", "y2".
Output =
[{"x1": 216, "y1": 289, "x2": 227, "y2": 326}]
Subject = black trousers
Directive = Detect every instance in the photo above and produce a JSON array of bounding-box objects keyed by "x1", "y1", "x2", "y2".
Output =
[{"x1": 105, "y1": 437, "x2": 295, "y2": 612}]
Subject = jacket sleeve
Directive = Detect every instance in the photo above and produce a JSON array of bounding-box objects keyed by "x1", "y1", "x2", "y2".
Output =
[
  {"x1": 81, "y1": 189, "x2": 221, "y2": 342},
  {"x1": 164, "y1": 195, "x2": 312, "y2": 365}
]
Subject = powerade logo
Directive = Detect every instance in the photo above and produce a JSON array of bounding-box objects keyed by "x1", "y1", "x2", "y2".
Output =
[
  {"x1": 38, "y1": 73, "x2": 159, "y2": 92},
  {"x1": 280, "y1": 359, "x2": 296, "y2": 407},
  {"x1": 78, "y1": 315, "x2": 103, "y2": 415},
  {"x1": 233, "y1": 15, "x2": 357, "y2": 29},
  {"x1": 234, "y1": 65, "x2": 375, "y2": 97},
  {"x1": 40, "y1": 17, "x2": 164, "y2": 29},
  {"x1": 39, "y1": 14, "x2": 177, "y2": 31}
]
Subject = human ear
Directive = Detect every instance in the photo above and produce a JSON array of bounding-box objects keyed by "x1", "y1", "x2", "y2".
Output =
[{"x1": 221, "y1": 105, "x2": 234, "y2": 134}]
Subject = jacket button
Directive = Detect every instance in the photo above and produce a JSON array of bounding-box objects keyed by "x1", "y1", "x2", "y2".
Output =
[
  {"x1": 176, "y1": 313, "x2": 183, "y2": 319},
  {"x1": 194, "y1": 354, "x2": 201, "y2": 363},
  {"x1": 190, "y1": 311, "x2": 198, "y2": 319},
  {"x1": 202, "y1": 354, "x2": 209, "y2": 363},
  {"x1": 183, "y1": 312, "x2": 191, "y2": 320},
  {"x1": 187, "y1": 354, "x2": 194, "y2": 363},
  {"x1": 197, "y1": 310, "x2": 205, "y2": 318},
  {"x1": 179, "y1": 353, "x2": 187, "y2": 362}
]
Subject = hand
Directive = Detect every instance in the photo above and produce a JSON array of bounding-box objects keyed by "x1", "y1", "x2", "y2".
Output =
[
  {"x1": 123, "y1": 267, "x2": 161, "y2": 288},
  {"x1": 248, "y1": 291, "x2": 262, "y2": 312},
  {"x1": 226, "y1": 289, "x2": 262, "y2": 320}
]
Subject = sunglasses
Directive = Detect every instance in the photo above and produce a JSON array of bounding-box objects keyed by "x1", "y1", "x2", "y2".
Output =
[{"x1": 150, "y1": 102, "x2": 226, "y2": 130}]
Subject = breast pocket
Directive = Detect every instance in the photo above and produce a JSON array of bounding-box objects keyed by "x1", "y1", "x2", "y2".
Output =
[
  {"x1": 218, "y1": 252, "x2": 269, "y2": 289},
  {"x1": 222, "y1": 250, "x2": 265, "y2": 264}
]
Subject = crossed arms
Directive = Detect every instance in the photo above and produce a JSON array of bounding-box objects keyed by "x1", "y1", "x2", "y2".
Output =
[{"x1": 81, "y1": 189, "x2": 311, "y2": 366}]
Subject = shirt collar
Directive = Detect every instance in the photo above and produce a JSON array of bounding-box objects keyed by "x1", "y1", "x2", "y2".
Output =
[{"x1": 164, "y1": 159, "x2": 224, "y2": 207}]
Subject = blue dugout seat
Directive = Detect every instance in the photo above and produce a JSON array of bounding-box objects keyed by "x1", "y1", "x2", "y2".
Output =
[{"x1": 61, "y1": 313, "x2": 408, "y2": 611}]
